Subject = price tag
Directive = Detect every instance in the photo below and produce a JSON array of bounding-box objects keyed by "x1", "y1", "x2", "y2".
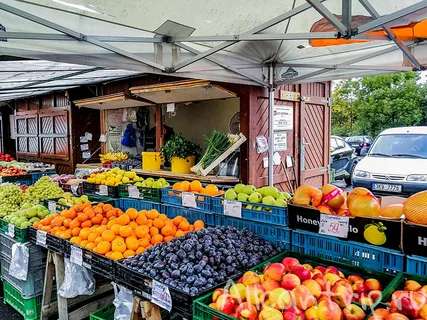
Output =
[
  {"x1": 224, "y1": 199, "x2": 242, "y2": 218},
  {"x1": 98, "y1": 185, "x2": 108, "y2": 196},
  {"x1": 71, "y1": 185, "x2": 79, "y2": 195},
  {"x1": 70, "y1": 246, "x2": 83, "y2": 266},
  {"x1": 128, "y1": 186, "x2": 140, "y2": 199},
  {"x1": 151, "y1": 280, "x2": 172, "y2": 312},
  {"x1": 182, "y1": 192, "x2": 197, "y2": 208},
  {"x1": 36, "y1": 230, "x2": 47, "y2": 247},
  {"x1": 48, "y1": 201, "x2": 56, "y2": 212},
  {"x1": 7, "y1": 224, "x2": 14, "y2": 238},
  {"x1": 319, "y1": 214, "x2": 349, "y2": 238}
]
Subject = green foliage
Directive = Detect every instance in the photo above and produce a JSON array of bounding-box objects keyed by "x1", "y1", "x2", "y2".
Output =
[
  {"x1": 332, "y1": 72, "x2": 427, "y2": 137},
  {"x1": 160, "y1": 133, "x2": 202, "y2": 162}
]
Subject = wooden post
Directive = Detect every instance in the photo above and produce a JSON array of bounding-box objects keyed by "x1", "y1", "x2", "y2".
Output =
[
  {"x1": 155, "y1": 104, "x2": 162, "y2": 152},
  {"x1": 52, "y1": 252, "x2": 68, "y2": 320},
  {"x1": 140, "y1": 300, "x2": 162, "y2": 320},
  {"x1": 41, "y1": 251, "x2": 55, "y2": 320}
]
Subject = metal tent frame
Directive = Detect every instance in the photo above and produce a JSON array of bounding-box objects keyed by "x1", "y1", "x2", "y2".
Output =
[{"x1": 1, "y1": 0, "x2": 427, "y2": 185}]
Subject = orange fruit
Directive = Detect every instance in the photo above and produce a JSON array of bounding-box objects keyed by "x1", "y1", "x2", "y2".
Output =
[
  {"x1": 51, "y1": 217, "x2": 65, "y2": 227},
  {"x1": 136, "y1": 247, "x2": 145, "y2": 254},
  {"x1": 74, "y1": 205, "x2": 84, "y2": 213},
  {"x1": 126, "y1": 208, "x2": 139, "y2": 220},
  {"x1": 110, "y1": 252, "x2": 124, "y2": 260},
  {"x1": 164, "y1": 236, "x2": 174, "y2": 243},
  {"x1": 139, "y1": 238, "x2": 150, "y2": 248},
  {"x1": 125, "y1": 236, "x2": 140, "y2": 251},
  {"x1": 151, "y1": 234, "x2": 163, "y2": 245},
  {"x1": 77, "y1": 214, "x2": 89, "y2": 222},
  {"x1": 111, "y1": 224, "x2": 121, "y2": 235},
  {"x1": 102, "y1": 230, "x2": 116, "y2": 242},
  {"x1": 101, "y1": 218, "x2": 108, "y2": 225},
  {"x1": 135, "y1": 225, "x2": 149, "y2": 238},
  {"x1": 136, "y1": 212, "x2": 147, "y2": 225},
  {"x1": 87, "y1": 232, "x2": 100, "y2": 243},
  {"x1": 146, "y1": 209, "x2": 159, "y2": 220},
  {"x1": 71, "y1": 227, "x2": 81, "y2": 237},
  {"x1": 117, "y1": 209, "x2": 125, "y2": 217},
  {"x1": 173, "y1": 216, "x2": 183, "y2": 226},
  {"x1": 106, "y1": 209, "x2": 117, "y2": 219},
  {"x1": 175, "y1": 230, "x2": 185, "y2": 238},
  {"x1": 63, "y1": 219, "x2": 72, "y2": 228},
  {"x1": 91, "y1": 214, "x2": 103, "y2": 225},
  {"x1": 70, "y1": 236, "x2": 78, "y2": 244},
  {"x1": 204, "y1": 184, "x2": 219, "y2": 196},
  {"x1": 81, "y1": 220, "x2": 92, "y2": 228},
  {"x1": 80, "y1": 240, "x2": 89, "y2": 248},
  {"x1": 161, "y1": 225, "x2": 175, "y2": 237},
  {"x1": 103, "y1": 204, "x2": 113, "y2": 213},
  {"x1": 123, "y1": 250, "x2": 136, "y2": 258},
  {"x1": 178, "y1": 219, "x2": 190, "y2": 231},
  {"x1": 85, "y1": 209, "x2": 95, "y2": 219},
  {"x1": 119, "y1": 226, "x2": 132, "y2": 238},
  {"x1": 69, "y1": 219, "x2": 80, "y2": 230},
  {"x1": 97, "y1": 241, "x2": 111, "y2": 255},
  {"x1": 128, "y1": 221, "x2": 138, "y2": 230},
  {"x1": 190, "y1": 180, "x2": 203, "y2": 192},
  {"x1": 95, "y1": 237, "x2": 103, "y2": 245},
  {"x1": 86, "y1": 243, "x2": 96, "y2": 250},
  {"x1": 112, "y1": 239, "x2": 126, "y2": 253},
  {"x1": 94, "y1": 207, "x2": 103, "y2": 215},
  {"x1": 107, "y1": 219, "x2": 116, "y2": 229},
  {"x1": 181, "y1": 181, "x2": 190, "y2": 192},
  {"x1": 105, "y1": 251, "x2": 113, "y2": 258},
  {"x1": 96, "y1": 225, "x2": 108, "y2": 234},
  {"x1": 33, "y1": 221, "x2": 40, "y2": 229},
  {"x1": 149, "y1": 227, "x2": 159, "y2": 237},
  {"x1": 172, "y1": 182, "x2": 183, "y2": 191},
  {"x1": 158, "y1": 214, "x2": 168, "y2": 221},
  {"x1": 146, "y1": 220, "x2": 153, "y2": 228},
  {"x1": 79, "y1": 228, "x2": 91, "y2": 240},
  {"x1": 153, "y1": 218, "x2": 165, "y2": 229},
  {"x1": 117, "y1": 214, "x2": 130, "y2": 226},
  {"x1": 194, "y1": 220, "x2": 204, "y2": 229}
]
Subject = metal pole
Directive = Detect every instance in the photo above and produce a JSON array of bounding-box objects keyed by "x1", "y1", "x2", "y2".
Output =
[{"x1": 268, "y1": 65, "x2": 275, "y2": 186}]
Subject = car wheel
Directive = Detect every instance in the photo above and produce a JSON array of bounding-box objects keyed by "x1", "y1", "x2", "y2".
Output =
[{"x1": 345, "y1": 163, "x2": 357, "y2": 186}]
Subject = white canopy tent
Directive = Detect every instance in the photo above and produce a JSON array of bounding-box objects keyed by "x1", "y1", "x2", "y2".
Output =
[{"x1": 1, "y1": 0, "x2": 427, "y2": 184}]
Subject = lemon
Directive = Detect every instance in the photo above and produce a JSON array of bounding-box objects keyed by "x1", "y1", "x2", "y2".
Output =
[
  {"x1": 95, "y1": 178, "x2": 102, "y2": 184},
  {"x1": 363, "y1": 224, "x2": 387, "y2": 245},
  {"x1": 122, "y1": 176, "x2": 130, "y2": 183}
]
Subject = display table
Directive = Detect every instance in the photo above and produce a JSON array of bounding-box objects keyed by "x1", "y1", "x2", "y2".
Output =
[
  {"x1": 132, "y1": 169, "x2": 239, "y2": 184},
  {"x1": 76, "y1": 163, "x2": 103, "y2": 169}
]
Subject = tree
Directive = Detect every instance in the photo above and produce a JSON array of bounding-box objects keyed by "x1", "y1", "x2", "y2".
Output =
[{"x1": 332, "y1": 72, "x2": 427, "y2": 137}]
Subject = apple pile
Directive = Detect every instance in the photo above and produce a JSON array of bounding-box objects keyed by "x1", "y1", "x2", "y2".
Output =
[
  {"x1": 0, "y1": 153, "x2": 14, "y2": 162},
  {"x1": 209, "y1": 256, "x2": 383, "y2": 320},
  {"x1": 0, "y1": 166, "x2": 27, "y2": 176},
  {"x1": 368, "y1": 279, "x2": 427, "y2": 320}
]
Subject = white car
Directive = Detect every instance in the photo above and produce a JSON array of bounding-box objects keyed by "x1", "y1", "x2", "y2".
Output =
[{"x1": 352, "y1": 126, "x2": 427, "y2": 196}]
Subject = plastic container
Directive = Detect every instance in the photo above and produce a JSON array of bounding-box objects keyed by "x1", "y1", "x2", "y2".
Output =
[
  {"x1": 142, "y1": 152, "x2": 161, "y2": 171},
  {"x1": 0, "y1": 175, "x2": 32, "y2": 185},
  {"x1": 214, "y1": 215, "x2": 291, "y2": 250},
  {"x1": 291, "y1": 229, "x2": 404, "y2": 275},
  {"x1": 90, "y1": 304, "x2": 115, "y2": 320},
  {"x1": 171, "y1": 156, "x2": 195, "y2": 174},
  {"x1": 3, "y1": 281, "x2": 42, "y2": 320},
  {"x1": 406, "y1": 255, "x2": 427, "y2": 276},
  {"x1": 161, "y1": 188, "x2": 211, "y2": 211},
  {"x1": 0, "y1": 232, "x2": 47, "y2": 263},
  {"x1": 118, "y1": 183, "x2": 163, "y2": 202},
  {"x1": 82, "y1": 248, "x2": 115, "y2": 280},
  {"x1": 119, "y1": 198, "x2": 161, "y2": 212},
  {"x1": 211, "y1": 197, "x2": 288, "y2": 226},
  {"x1": 82, "y1": 182, "x2": 119, "y2": 198},
  {"x1": 163, "y1": 204, "x2": 215, "y2": 226},
  {"x1": 29, "y1": 170, "x2": 56, "y2": 184},
  {"x1": 41, "y1": 195, "x2": 113, "y2": 212},
  {"x1": 28, "y1": 227, "x2": 70, "y2": 256}
]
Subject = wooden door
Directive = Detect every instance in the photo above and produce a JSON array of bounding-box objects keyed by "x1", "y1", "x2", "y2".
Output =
[
  {"x1": 39, "y1": 111, "x2": 70, "y2": 160},
  {"x1": 15, "y1": 114, "x2": 39, "y2": 157},
  {"x1": 299, "y1": 83, "x2": 331, "y2": 188}
]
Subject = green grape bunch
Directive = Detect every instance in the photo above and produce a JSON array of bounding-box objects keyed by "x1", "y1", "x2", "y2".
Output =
[
  {"x1": 0, "y1": 183, "x2": 24, "y2": 217},
  {"x1": 22, "y1": 176, "x2": 64, "y2": 205}
]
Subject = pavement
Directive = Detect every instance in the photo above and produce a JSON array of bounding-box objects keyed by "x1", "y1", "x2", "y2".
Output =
[
  {"x1": 0, "y1": 298, "x2": 22, "y2": 319},
  {"x1": 332, "y1": 179, "x2": 353, "y2": 192}
]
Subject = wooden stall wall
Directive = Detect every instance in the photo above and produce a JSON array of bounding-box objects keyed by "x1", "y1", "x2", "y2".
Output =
[{"x1": 240, "y1": 82, "x2": 331, "y2": 192}]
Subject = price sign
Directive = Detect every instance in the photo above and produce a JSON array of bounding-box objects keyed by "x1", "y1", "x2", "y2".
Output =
[
  {"x1": 98, "y1": 185, "x2": 108, "y2": 196},
  {"x1": 48, "y1": 201, "x2": 56, "y2": 212},
  {"x1": 71, "y1": 185, "x2": 79, "y2": 195},
  {"x1": 319, "y1": 214, "x2": 349, "y2": 238},
  {"x1": 151, "y1": 280, "x2": 172, "y2": 311},
  {"x1": 36, "y1": 230, "x2": 47, "y2": 247},
  {"x1": 7, "y1": 224, "x2": 14, "y2": 238},
  {"x1": 182, "y1": 192, "x2": 197, "y2": 208},
  {"x1": 128, "y1": 186, "x2": 140, "y2": 199},
  {"x1": 70, "y1": 246, "x2": 83, "y2": 266},
  {"x1": 224, "y1": 200, "x2": 242, "y2": 218}
]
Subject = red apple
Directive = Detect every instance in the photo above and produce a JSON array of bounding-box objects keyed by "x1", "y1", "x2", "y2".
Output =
[
  {"x1": 304, "y1": 306, "x2": 319, "y2": 320},
  {"x1": 312, "y1": 273, "x2": 329, "y2": 291},
  {"x1": 246, "y1": 284, "x2": 266, "y2": 308},
  {"x1": 291, "y1": 265, "x2": 311, "y2": 282},
  {"x1": 242, "y1": 271, "x2": 261, "y2": 286},
  {"x1": 365, "y1": 279, "x2": 382, "y2": 291},
  {"x1": 263, "y1": 278, "x2": 281, "y2": 291},
  {"x1": 282, "y1": 257, "x2": 300, "y2": 272},
  {"x1": 302, "y1": 279, "x2": 322, "y2": 299},
  {"x1": 343, "y1": 304, "x2": 365, "y2": 320},
  {"x1": 352, "y1": 283, "x2": 365, "y2": 295},
  {"x1": 324, "y1": 266, "x2": 340, "y2": 276},
  {"x1": 373, "y1": 309, "x2": 390, "y2": 319},
  {"x1": 331, "y1": 282, "x2": 354, "y2": 307},
  {"x1": 317, "y1": 299, "x2": 343, "y2": 320},
  {"x1": 292, "y1": 285, "x2": 316, "y2": 311},
  {"x1": 259, "y1": 308, "x2": 284, "y2": 320},
  {"x1": 324, "y1": 273, "x2": 342, "y2": 286},
  {"x1": 264, "y1": 263, "x2": 287, "y2": 281},
  {"x1": 347, "y1": 275, "x2": 364, "y2": 285},
  {"x1": 418, "y1": 285, "x2": 427, "y2": 298},
  {"x1": 213, "y1": 289, "x2": 229, "y2": 302},
  {"x1": 385, "y1": 314, "x2": 409, "y2": 320},
  {"x1": 369, "y1": 290, "x2": 382, "y2": 302},
  {"x1": 404, "y1": 280, "x2": 421, "y2": 292},
  {"x1": 283, "y1": 306, "x2": 306, "y2": 320},
  {"x1": 230, "y1": 283, "x2": 247, "y2": 302},
  {"x1": 235, "y1": 302, "x2": 258, "y2": 320},
  {"x1": 303, "y1": 264, "x2": 313, "y2": 271},
  {"x1": 282, "y1": 274, "x2": 301, "y2": 290},
  {"x1": 315, "y1": 266, "x2": 326, "y2": 273},
  {"x1": 217, "y1": 294, "x2": 236, "y2": 315},
  {"x1": 267, "y1": 288, "x2": 292, "y2": 310}
]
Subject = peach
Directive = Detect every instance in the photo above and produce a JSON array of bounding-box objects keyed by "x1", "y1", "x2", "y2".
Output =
[
  {"x1": 392, "y1": 290, "x2": 409, "y2": 302},
  {"x1": 282, "y1": 273, "x2": 301, "y2": 290},
  {"x1": 359, "y1": 294, "x2": 374, "y2": 307},
  {"x1": 259, "y1": 308, "x2": 284, "y2": 320},
  {"x1": 420, "y1": 303, "x2": 427, "y2": 319},
  {"x1": 343, "y1": 304, "x2": 366, "y2": 320},
  {"x1": 267, "y1": 288, "x2": 292, "y2": 310},
  {"x1": 236, "y1": 302, "x2": 258, "y2": 320},
  {"x1": 385, "y1": 313, "x2": 409, "y2": 320},
  {"x1": 246, "y1": 284, "x2": 266, "y2": 307},
  {"x1": 283, "y1": 306, "x2": 306, "y2": 320},
  {"x1": 208, "y1": 302, "x2": 218, "y2": 310},
  {"x1": 369, "y1": 290, "x2": 382, "y2": 302},
  {"x1": 212, "y1": 289, "x2": 228, "y2": 303},
  {"x1": 302, "y1": 279, "x2": 322, "y2": 299},
  {"x1": 217, "y1": 294, "x2": 236, "y2": 315},
  {"x1": 317, "y1": 299, "x2": 343, "y2": 320},
  {"x1": 311, "y1": 269, "x2": 322, "y2": 276},
  {"x1": 331, "y1": 282, "x2": 354, "y2": 307},
  {"x1": 404, "y1": 280, "x2": 421, "y2": 291},
  {"x1": 292, "y1": 285, "x2": 316, "y2": 311},
  {"x1": 264, "y1": 263, "x2": 286, "y2": 281},
  {"x1": 365, "y1": 279, "x2": 382, "y2": 291},
  {"x1": 282, "y1": 257, "x2": 299, "y2": 272},
  {"x1": 314, "y1": 266, "x2": 326, "y2": 273},
  {"x1": 291, "y1": 265, "x2": 311, "y2": 281},
  {"x1": 229, "y1": 283, "x2": 246, "y2": 302},
  {"x1": 312, "y1": 273, "x2": 329, "y2": 291},
  {"x1": 242, "y1": 271, "x2": 261, "y2": 286},
  {"x1": 334, "y1": 279, "x2": 353, "y2": 292},
  {"x1": 373, "y1": 309, "x2": 390, "y2": 318},
  {"x1": 418, "y1": 285, "x2": 427, "y2": 297},
  {"x1": 262, "y1": 278, "x2": 281, "y2": 292}
]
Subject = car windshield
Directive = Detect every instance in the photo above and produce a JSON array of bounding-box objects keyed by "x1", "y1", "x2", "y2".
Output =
[{"x1": 369, "y1": 134, "x2": 427, "y2": 159}]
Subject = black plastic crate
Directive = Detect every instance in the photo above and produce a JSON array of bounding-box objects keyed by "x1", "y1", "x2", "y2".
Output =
[
  {"x1": 41, "y1": 196, "x2": 113, "y2": 213},
  {"x1": 82, "y1": 249, "x2": 115, "y2": 280},
  {"x1": 28, "y1": 228, "x2": 70, "y2": 256},
  {"x1": 83, "y1": 182, "x2": 119, "y2": 198},
  {"x1": 59, "y1": 182, "x2": 83, "y2": 196},
  {"x1": 0, "y1": 232, "x2": 46, "y2": 263}
]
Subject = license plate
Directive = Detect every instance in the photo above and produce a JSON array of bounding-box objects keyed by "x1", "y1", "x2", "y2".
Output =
[{"x1": 372, "y1": 183, "x2": 402, "y2": 193}]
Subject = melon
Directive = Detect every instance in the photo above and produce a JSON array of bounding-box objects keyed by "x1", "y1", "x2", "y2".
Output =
[
  {"x1": 403, "y1": 191, "x2": 427, "y2": 225},
  {"x1": 348, "y1": 194, "x2": 381, "y2": 218},
  {"x1": 380, "y1": 204, "x2": 404, "y2": 220}
]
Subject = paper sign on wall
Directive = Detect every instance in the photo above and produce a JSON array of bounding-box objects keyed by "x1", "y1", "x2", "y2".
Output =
[
  {"x1": 274, "y1": 132, "x2": 287, "y2": 151},
  {"x1": 273, "y1": 105, "x2": 293, "y2": 131},
  {"x1": 81, "y1": 144, "x2": 89, "y2": 151},
  {"x1": 319, "y1": 214, "x2": 349, "y2": 238}
]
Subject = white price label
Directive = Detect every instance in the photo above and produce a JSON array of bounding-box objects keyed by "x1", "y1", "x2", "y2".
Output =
[
  {"x1": 48, "y1": 201, "x2": 56, "y2": 212},
  {"x1": 70, "y1": 246, "x2": 83, "y2": 266},
  {"x1": 7, "y1": 224, "x2": 14, "y2": 238},
  {"x1": 182, "y1": 192, "x2": 197, "y2": 208},
  {"x1": 71, "y1": 185, "x2": 79, "y2": 195},
  {"x1": 319, "y1": 214, "x2": 349, "y2": 238},
  {"x1": 98, "y1": 185, "x2": 108, "y2": 196},
  {"x1": 128, "y1": 186, "x2": 140, "y2": 199},
  {"x1": 36, "y1": 230, "x2": 47, "y2": 247},
  {"x1": 224, "y1": 199, "x2": 242, "y2": 218},
  {"x1": 151, "y1": 280, "x2": 172, "y2": 312}
]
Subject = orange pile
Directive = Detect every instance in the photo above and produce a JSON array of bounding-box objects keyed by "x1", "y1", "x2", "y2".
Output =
[
  {"x1": 172, "y1": 180, "x2": 224, "y2": 196},
  {"x1": 34, "y1": 202, "x2": 205, "y2": 260}
]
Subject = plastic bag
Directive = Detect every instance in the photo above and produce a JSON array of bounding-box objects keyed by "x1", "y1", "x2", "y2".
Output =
[
  {"x1": 113, "y1": 283, "x2": 134, "y2": 320},
  {"x1": 58, "y1": 258, "x2": 95, "y2": 298},
  {"x1": 9, "y1": 243, "x2": 29, "y2": 281}
]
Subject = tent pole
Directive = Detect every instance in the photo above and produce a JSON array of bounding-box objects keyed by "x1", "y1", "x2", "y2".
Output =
[{"x1": 268, "y1": 65, "x2": 275, "y2": 187}]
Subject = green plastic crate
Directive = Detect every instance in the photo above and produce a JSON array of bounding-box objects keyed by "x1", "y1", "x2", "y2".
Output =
[
  {"x1": 3, "y1": 281, "x2": 42, "y2": 320},
  {"x1": 90, "y1": 304, "x2": 115, "y2": 320},
  {"x1": 381, "y1": 273, "x2": 424, "y2": 303},
  {"x1": 0, "y1": 220, "x2": 29, "y2": 243},
  {"x1": 118, "y1": 183, "x2": 163, "y2": 202}
]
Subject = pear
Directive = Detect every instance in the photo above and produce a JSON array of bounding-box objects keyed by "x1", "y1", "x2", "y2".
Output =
[
  {"x1": 263, "y1": 186, "x2": 279, "y2": 199},
  {"x1": 152, "y1": 181, "x2": 163, "y2": 188},
  {"x1": 248, "y1": 192, "x2": 262, "y2": 203},
  {"x1": 237, "y1": 193, "x2": 249, "y2": 202},
  {"x1": 262, "y1": 195, "x2": 276, "y2": 206},
  {"x1": 225, "y1": 189, "x2": 237, "y2": 200},
  {"x1": 243, "y1": 185, "x2": 256, "y2": 195},
  {"x1": 234, "y1": 183, "x2": 245, "y2": 194},
  {"x1": 274, "y1": 198, "x2": 287, "y2": 207},
  {"x1": 280, "y1": 192, "x2": 292, "y2": 201},
  {"x1": 146, "y1": 180, "x2": 153, "y2": 187}
]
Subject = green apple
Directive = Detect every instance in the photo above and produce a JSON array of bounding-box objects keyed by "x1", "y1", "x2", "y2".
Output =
[
  {"x1": 237, "y1": 193, "x2": 249, "y2": 202},
  {"x1": 242, "y1": 185, "x2": 256, "y2": 195},
  {"x1": 262, "y1": 195, "x2": 275, "y2": 206},
  {"x1": 263, "y1": 186, "x2": 279, "y2": 199},
  {"x1": 225, "y1": 189, "x2": 237, "y2": 200},
  {"x1": 234, "y1": 184, "x2": 245, "y2": 194},
  {"x1": 248, "y1": 192, "x2": 262, "y2": 203}
]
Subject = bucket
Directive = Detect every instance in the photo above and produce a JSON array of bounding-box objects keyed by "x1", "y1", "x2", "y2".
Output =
[
  {"x1": 171, "y1": 156, "x2": 195, "y2": 174},
  {"x1": 142, "y1": 152, "x2": 161, "y2": 170}
]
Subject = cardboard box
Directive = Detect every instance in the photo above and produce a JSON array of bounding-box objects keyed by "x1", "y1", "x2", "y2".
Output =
[{"x1": 288, "y1": 197, "x2": 404, "y2": 251}]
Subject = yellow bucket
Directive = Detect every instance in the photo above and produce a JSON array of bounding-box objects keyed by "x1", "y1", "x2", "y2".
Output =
[
  {"x1": 171, "y1": 156, "x2": 195, "y2": 174},
  {"x1": 142, "y1": 152, "x2": 161, "y2": 170}
]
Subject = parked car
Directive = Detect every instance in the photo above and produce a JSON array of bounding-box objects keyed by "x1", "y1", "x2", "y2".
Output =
[
  {"x1": 345, "y1": 135, "x2": 374, "y2": 155},
  {"x1": 352, "y1": 126, "x2": 427, "y2": 197},
  {"x1": 330, "y1": 136, "x2": 359, "y2": 186}
]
